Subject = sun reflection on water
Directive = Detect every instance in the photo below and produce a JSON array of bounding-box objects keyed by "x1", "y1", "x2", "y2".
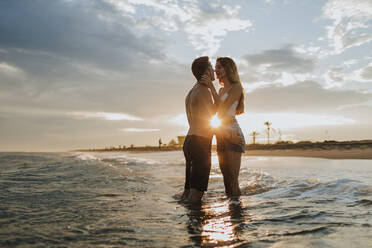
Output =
[
  {"x1": 186, "y1": 198, "x2": 245, "y2": 247},
  {"x1": 201, "y1": 215, "x2": 235, "y2": 246},
  {"x1": 200, "y1": 201, "x2": 236, "y2": 247},
  {"x1": 211, "y1": 153, "x2": 219, "y2": 167}
]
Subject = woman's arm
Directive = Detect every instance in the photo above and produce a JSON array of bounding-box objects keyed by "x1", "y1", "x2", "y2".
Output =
[{"x1": 200, "y1": 75, "x2": 242, "y2": 114}]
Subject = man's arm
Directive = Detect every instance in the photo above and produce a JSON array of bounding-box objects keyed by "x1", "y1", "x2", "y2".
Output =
[
  {"x1": 200, "y1": 74, "x2": 220, "y2": 110},
  {"x1": 200, "y1": 74, "x2": 242, "y2": 115},
  {"x1": 198, "y1": 86, "x2": 216, "y2": 119}
]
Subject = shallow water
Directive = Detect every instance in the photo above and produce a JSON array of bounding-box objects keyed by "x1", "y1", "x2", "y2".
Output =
[{"x1": 0, "y1": 151, "x2": 371, "y2": 247}]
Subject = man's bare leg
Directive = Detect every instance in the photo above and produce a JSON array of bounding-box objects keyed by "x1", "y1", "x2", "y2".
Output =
[
  {"x1": 188, "y1": 188, "x2": 204, "y2": 203},
  {"x1": 181, "y1": 189, "x2": 190, "y2": 201}
]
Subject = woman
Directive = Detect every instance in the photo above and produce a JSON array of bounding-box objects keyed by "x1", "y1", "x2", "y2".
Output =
[{"x1": 202, "y1": 57, "x2": 245, "y2": 197}]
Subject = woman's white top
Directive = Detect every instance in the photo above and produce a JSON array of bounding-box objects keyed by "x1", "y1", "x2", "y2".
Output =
[
  {"x1": 219, "y1": 89, "x2": 244, "y2": 144},
  {"x1": 220, "y1": 92, "x2": 238, "y2": 117}
]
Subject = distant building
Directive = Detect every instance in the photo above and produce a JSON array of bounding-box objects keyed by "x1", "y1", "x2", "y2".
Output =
[
  {"x1": 168, "y1": 139, "x2": 177, "y2": 146},
  {"x1": 177, "y1": 136, "x2": 186, "y2": 147}
]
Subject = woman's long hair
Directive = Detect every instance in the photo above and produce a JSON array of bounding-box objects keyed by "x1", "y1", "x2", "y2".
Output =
[{"x1": 216, "y1": 57, "x2": 245, "y2": 115}]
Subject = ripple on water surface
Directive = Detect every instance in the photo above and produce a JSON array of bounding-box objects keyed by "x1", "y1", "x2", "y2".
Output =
[{"x1": 0, "y1": 152, "x2": 372, "y2": 247}]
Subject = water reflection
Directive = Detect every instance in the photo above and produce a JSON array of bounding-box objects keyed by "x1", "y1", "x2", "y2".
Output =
[{"x1": 185, "y1": 198, "x2": 245, "y2": 247}]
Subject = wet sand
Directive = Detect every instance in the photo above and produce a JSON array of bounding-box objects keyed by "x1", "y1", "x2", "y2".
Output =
[
  {"x1": 75, "y1": 144, "x2": 372, "y2": 160},
  {"x1": 245, "y1": 147, "x2": 372, "y2": 160}
]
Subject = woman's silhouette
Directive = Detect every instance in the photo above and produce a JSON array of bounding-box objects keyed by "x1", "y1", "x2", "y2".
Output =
[{"x1": 203, "y1": 57, "x2": 245, "y2": 196}]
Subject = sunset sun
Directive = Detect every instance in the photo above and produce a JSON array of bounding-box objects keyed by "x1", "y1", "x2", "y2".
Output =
[{"x1": 210, "y1": 114, "x2": 221, "y2": 128}]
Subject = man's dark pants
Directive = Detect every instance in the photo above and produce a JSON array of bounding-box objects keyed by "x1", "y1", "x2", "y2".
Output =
[{"x1": 183, "y1": 135, "x2": 212, "y2": 192}]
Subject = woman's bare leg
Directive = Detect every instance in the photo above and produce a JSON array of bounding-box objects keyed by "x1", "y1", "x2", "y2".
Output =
[
  {"x1": 218, "y1": 151, "x2": 230, "y2": 195},
  {"x1": 218, "y1": 151, "x2": 241, "y2": 196},
  {"x1": 228, "y1": 151, "x2": 241, "y2": 196}
]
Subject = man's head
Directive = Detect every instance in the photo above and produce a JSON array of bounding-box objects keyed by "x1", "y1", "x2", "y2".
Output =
[{"x1": 191, "y1": 56, "x2": 214, "y2": 81}]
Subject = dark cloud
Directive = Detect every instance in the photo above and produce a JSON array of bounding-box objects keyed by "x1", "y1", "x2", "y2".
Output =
[
  {"x1": 243, "y1": 46, "x2": 315, "y2": 73},
  {"x1": 0, "y1": 0, "x2": 194, "y2": 119},
  {"x1": 245, "y1": 81, "x2": 371, "y2": 113},
  {"x1": 0, "y1": 0, "x2": 165, "y2": 73}
]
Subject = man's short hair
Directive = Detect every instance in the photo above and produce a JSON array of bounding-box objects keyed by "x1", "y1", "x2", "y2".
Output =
[{"x1": 191, "y1": 56, "x2": 210, "y2": 81}]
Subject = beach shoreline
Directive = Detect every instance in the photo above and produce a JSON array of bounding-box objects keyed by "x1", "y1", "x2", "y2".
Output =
[
  {"x1": 74, "y1": 147, "x2": 372, "y2": 160},
  {"x1": 73, "y1": 140, "x2": 372, "y2": 160},
  {"x1": 244, "y1": 147, "x2": 372, "y2": 160}
]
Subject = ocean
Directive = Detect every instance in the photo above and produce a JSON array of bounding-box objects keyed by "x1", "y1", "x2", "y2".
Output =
[{"x1": 0, "y1": 151, "x2": 371, "y2": 247}]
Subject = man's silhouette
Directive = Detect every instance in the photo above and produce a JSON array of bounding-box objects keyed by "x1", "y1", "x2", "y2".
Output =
[{"x1": 183, "y1": 56, "x2": 216, "y2": 203}]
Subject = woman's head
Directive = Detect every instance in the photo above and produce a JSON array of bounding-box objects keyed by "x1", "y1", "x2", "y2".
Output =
[
  {"x1": 216, "y1": 57, "x2": 240, "y2": 85},
  {"x1": 216, "y1": 57, "x2": 245, "y2": 115}
]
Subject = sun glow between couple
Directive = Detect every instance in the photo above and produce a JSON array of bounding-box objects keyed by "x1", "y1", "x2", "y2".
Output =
[{"x1": 210, "y1": 114, "x2": 221, "y2": 129}]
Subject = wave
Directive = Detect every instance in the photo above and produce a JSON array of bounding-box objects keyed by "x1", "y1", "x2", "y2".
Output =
[
  {"x1": 240, "y1": 169, "x2": 276, "y2": 196},
  {"x1": 258, "y1": 177, "x2": 372, "y2": 201},
  {"x1": 73, "y1": 152, "x2": 161, "y2": 167},
  {"x1": 347, "y1": 199, "x2": 372, "y2": 207}
]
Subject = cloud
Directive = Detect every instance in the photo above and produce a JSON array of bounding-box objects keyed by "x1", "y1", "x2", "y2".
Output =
[
  {"x1": 323, "y1": 62, "x2": 372, "y2": 86},
  {"x1": 105, "y1": 0, "x2": 253, "y2": 55},
  {"x1": 0, "y1": 62, "x2": 22, "y2": 75},
  {"x1": 0, "y1": 0, "x2": 197, "y2": 120},
  {"x1": 244, "y1": 80, "x2": 371, "y2": 113},
  {"x1": 0, "y1": 0, "x2": 250, "y2": 123},
  {"x1": 122, "y1": 128, "x2": 160, "y2": 132},
  {"x1": 243, "y1": 46, "x2": 315, "y2": 74},
  {"x1": 323, "y1": 0, "x2": 372, "y2": 23},
  {"x1": 242, "y1": 81, "x2": 273, "y2": 93},
  {"x1": 322, "y1": 0, "x2": 372, "y2": 54},
  {"x1": 345, "y1": 62, "x2": 372, "y2": 83},
  {"x1": 324, "y1": 67, "x2": 344, "y2": 87},
  {"x1": 237, "y1": 112, "x2": 355, "y2": 133},
  {"x1": 343, "y1": 59, "x2": 358, "y2": 67},
  {"x1": 184, "y1": 4, "x2": 253, "y2": 55},
  {"x1": 337, "y1": 103, "x2": 372, "y2": 124},
  {"x1": 284, "y1": 123, "x2": 372, "y2": 142},
  {"x1": 0, "y1": 59, "x2": 192, "y2": 123},
  {"x1": 69, "y1": 111, "x2": 143, "y2": 121},
  {"x1": 0, "y1": 0, "x2": 165, "y2": 74},
  {"x1": 0, "y1": 112, "x2": 165, "y2": 151},
  {"x1": 360, "y1": 63, "x2": 372, "y2": 80},
  {"x1": 239, "y1": 47, "x2": 317, "y2": 90}
]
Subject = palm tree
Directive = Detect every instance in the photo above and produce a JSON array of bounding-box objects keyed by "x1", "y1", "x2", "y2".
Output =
[
  {"x1": 250, "y1": 131, "x2": 259, "y2": 144},
  {"x1": 264, "y1": 121, "x2": 272, "y2": 144}
]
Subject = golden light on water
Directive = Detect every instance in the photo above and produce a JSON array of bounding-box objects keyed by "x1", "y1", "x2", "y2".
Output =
[
  {"x1": 211, "y1": 153, "x2": 219, "y2": 166},
  {"x1": 210, "y1": 114, "x2": 221, "y2": 128},
  {"x1": 201, "y1": 202, "x2": 235, "y2": 246},
  {"x1": 202, "y1": 216, "x2": 234, "y2": 245}
]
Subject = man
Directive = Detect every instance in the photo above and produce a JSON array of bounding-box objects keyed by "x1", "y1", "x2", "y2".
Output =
[{"x1": 183, "y1": 56, "x2": 216, "y2": 203}]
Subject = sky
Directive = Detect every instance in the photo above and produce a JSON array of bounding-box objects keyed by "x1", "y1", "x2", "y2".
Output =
[{"x1": 1, "y1": 0, "x2": 372, "y2": 151}]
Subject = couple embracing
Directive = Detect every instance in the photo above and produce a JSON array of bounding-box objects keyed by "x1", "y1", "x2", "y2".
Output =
[{"x1": 182, "y1": 56, "x2": 245, "y2": 204}]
